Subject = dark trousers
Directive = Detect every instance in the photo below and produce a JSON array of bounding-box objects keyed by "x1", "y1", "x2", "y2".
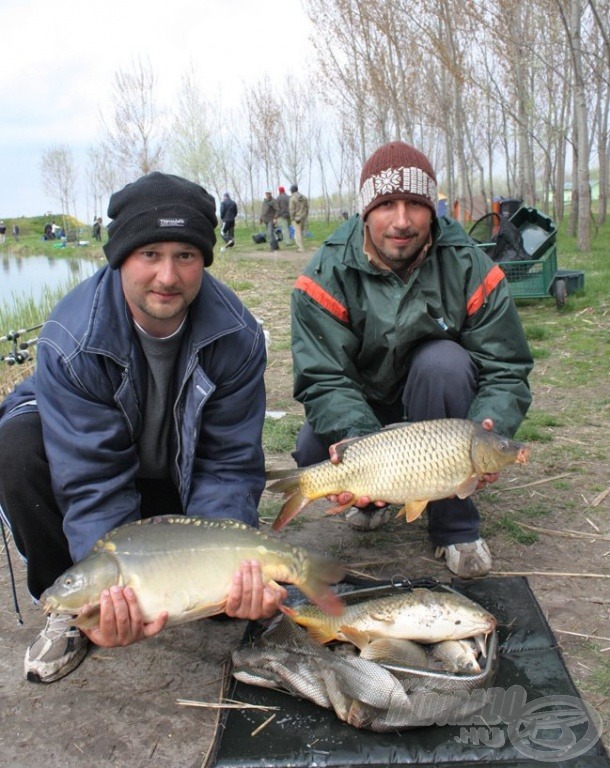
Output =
[
  {"x1": 265, "y1": 221, "x2": 279, "y2": 251},
  {"x1": 0, "y1": 411, "x2": 182, "y2": 600},
  {"x1": 221, "y1": 221, "x2": 235, "y2": 243},
  {"x1": 292, "y1": 340, "x2": 480, "y2": 546}
]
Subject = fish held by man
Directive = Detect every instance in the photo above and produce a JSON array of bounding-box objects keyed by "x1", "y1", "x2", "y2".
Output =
[
  {"x1": 267, "y1": 418, "x2": 529, "y2": 531},
  {"x1": 40, "y1": 516, "x2": 346, "y2": 629},
  {"x1": 281, "y1": 588, "x2": 496, "y2": 648}
]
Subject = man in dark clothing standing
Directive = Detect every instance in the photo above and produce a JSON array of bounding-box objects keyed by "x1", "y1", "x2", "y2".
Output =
[
  {"x1": 220, "y1": 192, "x2": 238, "y2": 247},
  {"x1": 276, "y1": 186, "x2": 291, "y2": 243},
  {"x1": 260, "y1": 191, "x2": 279, "y2": 251}
]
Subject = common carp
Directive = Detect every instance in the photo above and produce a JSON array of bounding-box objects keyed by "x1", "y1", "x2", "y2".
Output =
[
  {"x1": 359, "y1": 636, "x2": 482, "y2": 675},
  {"x1": 40, "y1": 516, "x2": 345, "y2": 629},
  {"x1": 267, "y1": 418, "x2": 529, "y2": 530},
  {"x1": 281, "y1": 588, "x2": 496, "y2": 648},
  {"x1": 425, "y1": 638, "x2": 482, "y2": 675}
]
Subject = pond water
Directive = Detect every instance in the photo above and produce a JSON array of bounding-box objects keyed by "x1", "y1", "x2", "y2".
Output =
[{"x1": 1, "y1": 252, "x2": 100, "y2": 310}]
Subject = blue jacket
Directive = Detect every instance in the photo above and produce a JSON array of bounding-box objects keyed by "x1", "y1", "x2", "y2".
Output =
[{"x1": 0, "y1": 266, "x2": 267, "y2": 562}]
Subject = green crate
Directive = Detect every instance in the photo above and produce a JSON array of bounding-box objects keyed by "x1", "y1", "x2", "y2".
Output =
[{"x1": 499, "y1": 245, "x2": 557, "y2": 298}]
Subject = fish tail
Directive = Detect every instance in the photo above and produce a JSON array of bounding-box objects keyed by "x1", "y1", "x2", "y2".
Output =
[
  {"x1": 271, "y1": 491, "x2": 311, "y2": 531},
  {"x1": 296, "y1": 553, "x2": 345, "y2": 616}
]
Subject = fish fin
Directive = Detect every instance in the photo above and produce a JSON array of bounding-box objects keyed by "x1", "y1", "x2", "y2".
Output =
[
  {"x1": 74, "y1": 607, "x2": 101, "y2": 631},
  {"x1": 401, "y1": 499, "x2": 429, "y2": 522},
  {"x1": 456, "y1": 474, "x2": 478, "y2": 499},
  {"x1": 284, "y1": 611, "x2": 336, "y2": 644},
  {"x1": 298, "y1": 554, "x2": 345, "y2": 617},
  {"x1": 340, "y1": 626, "x2": 370, "y2": 650},
  {"x1": 186, "y1": 601, "x2": 227, "y2": 621},
  {"x1": 473, "y1": 632, "x2": 488, "y2": 659},
  {"x1": 266, "y1": 469, "x2": 302, "y2": 492},
  {"x1": 324, "y1": 498, "x2": 355, "y2": 516},
  {"x1": 271, "y1": 492, "x2": 311, "y2": 531}
]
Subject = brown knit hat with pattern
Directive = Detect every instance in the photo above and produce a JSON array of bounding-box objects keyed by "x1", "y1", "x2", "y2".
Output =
[{"x1": 358, "y1": 141, "x2": 437, "y2": 219}]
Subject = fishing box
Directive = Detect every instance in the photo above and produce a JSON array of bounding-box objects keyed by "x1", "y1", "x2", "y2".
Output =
[{"x1": 208, "y1": 576, "x2": 610, "y2": 768}]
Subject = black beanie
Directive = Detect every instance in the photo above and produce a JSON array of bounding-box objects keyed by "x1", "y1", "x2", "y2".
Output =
[{"x1": 103, "y1": 172, "x2": 218, "y2": 269}]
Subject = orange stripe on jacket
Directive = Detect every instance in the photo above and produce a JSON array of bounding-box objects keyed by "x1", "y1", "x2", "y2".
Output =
[
  {"x1": 294, "y1": 275, "x2": 349, "y2": 323},
  {"x1": 467, "y1": 265, "x2": 506, "y2": 316}
]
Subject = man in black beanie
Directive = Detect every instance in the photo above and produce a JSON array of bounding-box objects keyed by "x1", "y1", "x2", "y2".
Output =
[{"x1": 0, "y1": 172, "x2": 286, "y2": 684}]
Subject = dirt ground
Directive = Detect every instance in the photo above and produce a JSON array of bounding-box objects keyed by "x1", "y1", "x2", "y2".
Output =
[{"x1": 0, "y1": 248, "x2": 609, "y2": 766}]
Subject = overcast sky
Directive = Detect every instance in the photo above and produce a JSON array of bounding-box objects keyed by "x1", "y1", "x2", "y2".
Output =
[{"x1": 0, "y1": 0, "x2": 315, "y2": 220}]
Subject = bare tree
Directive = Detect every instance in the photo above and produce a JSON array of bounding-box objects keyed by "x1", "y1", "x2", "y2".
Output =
[
  {"x1": 555, "y1": 0, "x2": 592, "y2": 250},
  {"x1": 86, "y1": 144, "x2": 122, "y2": 224},
  {"x1": 170, "y1": 65, "x2": 214, "y2": 186},
  {"x1": 100, "y1": 57, "x2": 166, "y2": 176},
  {"x1": 247, "y1": 76, "x2": 284, "y2": 191},
  {"x1": 40, "y1": 144, "x2": 78, "y2": 226}
]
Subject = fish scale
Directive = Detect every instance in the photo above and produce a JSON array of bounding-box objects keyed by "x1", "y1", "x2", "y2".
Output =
[{"x1": 268, "y1": 418, "x2": 529, "y2": 530}]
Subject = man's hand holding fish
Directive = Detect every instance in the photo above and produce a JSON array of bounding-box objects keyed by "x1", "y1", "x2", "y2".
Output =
[{"x1": 77, "y1": 559, "x2": 288, "y2": 648}]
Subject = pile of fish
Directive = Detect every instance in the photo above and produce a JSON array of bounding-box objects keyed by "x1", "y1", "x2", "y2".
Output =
[
  {"x1": 266, "y1": 418, "x2": 529, "y2": 530},
  {"x1": 233, "y1": 586, "x2": 499, "y2": 731},
  {"x1": 40, "y1": 516, "x2": 346, "y2": 628}
]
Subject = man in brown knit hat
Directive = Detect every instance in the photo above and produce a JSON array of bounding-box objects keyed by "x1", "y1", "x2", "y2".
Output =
[{"x1": 289, "y1": 141, "x2": 533, "y2": 579}]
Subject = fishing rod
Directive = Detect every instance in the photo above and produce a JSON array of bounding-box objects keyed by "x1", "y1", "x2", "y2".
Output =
[{"x1": 0, "y1": 323, "x2": 44, "y2": 365}]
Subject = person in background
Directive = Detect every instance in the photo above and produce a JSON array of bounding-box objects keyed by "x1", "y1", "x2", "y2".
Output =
[
  {"x1": 12, "y1": 223, "x2": 20, "y2": 242},
  {"x1": 276, "y1": 186, "x2": 291, "y2": 243},
  {"x1": 0, "y1": 172, "x2": 285, "y2": 685},
  {"x1": 92, "y1": 217, "x2": 102, "y2": 242},
  {"x1": 260, "y1": 191, "x2": 279, "y2": 252},
  {"x1": 289, "y1": 184, "x2": 309, "y2": 253},
  {"x1": 0, "y1": 221, "x2": 6, "y2": 244},
  {"x1": 289, "y1": 141, "x2": 533, "y2": 579},
  {"x1": 219, "y1": 192, "x2": 238, "y2": 247}
]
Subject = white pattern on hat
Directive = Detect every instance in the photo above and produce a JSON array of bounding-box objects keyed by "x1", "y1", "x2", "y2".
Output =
[{"x1": 359, "y1": 166, "x2": 437, "y2": 216}]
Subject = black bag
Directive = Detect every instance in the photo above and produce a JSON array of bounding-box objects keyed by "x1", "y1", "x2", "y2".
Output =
[
  {"x1": 252, "y1": 233, "x2": 266, "y2": 244},
  {"x1": 486, "y1": 216, "x2": 530, "y2": 264}
]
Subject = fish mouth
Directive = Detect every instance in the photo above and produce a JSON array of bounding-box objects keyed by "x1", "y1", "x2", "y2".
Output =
[{"x1": 516, "y1": 446, "x2": 530, "y2": 464}]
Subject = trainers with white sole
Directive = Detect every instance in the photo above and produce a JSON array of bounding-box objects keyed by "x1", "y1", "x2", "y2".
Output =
[
  {"x1": 434, "y1": 538, "x2": 492, "y2": 579},
  {"x1": 25, "y1": 612, "x2": 89, "y2": 684},
  {"x1": 345, "y1": 506, "x2": 392, "y2": 531}
]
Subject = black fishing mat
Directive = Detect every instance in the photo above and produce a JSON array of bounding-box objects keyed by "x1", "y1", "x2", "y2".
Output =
[{"x1": 208, "y1": 576, "x2": 609, "y2": 768}]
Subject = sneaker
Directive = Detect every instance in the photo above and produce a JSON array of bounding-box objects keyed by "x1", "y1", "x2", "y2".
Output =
[
  {"x1": 434, "y1": 538, "x2": 492, "y2": 579},
  {"x1": 227, "y1": 239, "x2": 234, "y2": 248},
  {"x1": 345, "y1": 506, "x2": 392, "y2": 531},
  {"x1": 24, "y1": 613, "x2": 89, "y2": 684}
]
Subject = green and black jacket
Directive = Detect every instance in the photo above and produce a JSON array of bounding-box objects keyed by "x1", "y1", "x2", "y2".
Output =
[{"x1": 291, "y1": 214, "x2": 533, "y2": 447}]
